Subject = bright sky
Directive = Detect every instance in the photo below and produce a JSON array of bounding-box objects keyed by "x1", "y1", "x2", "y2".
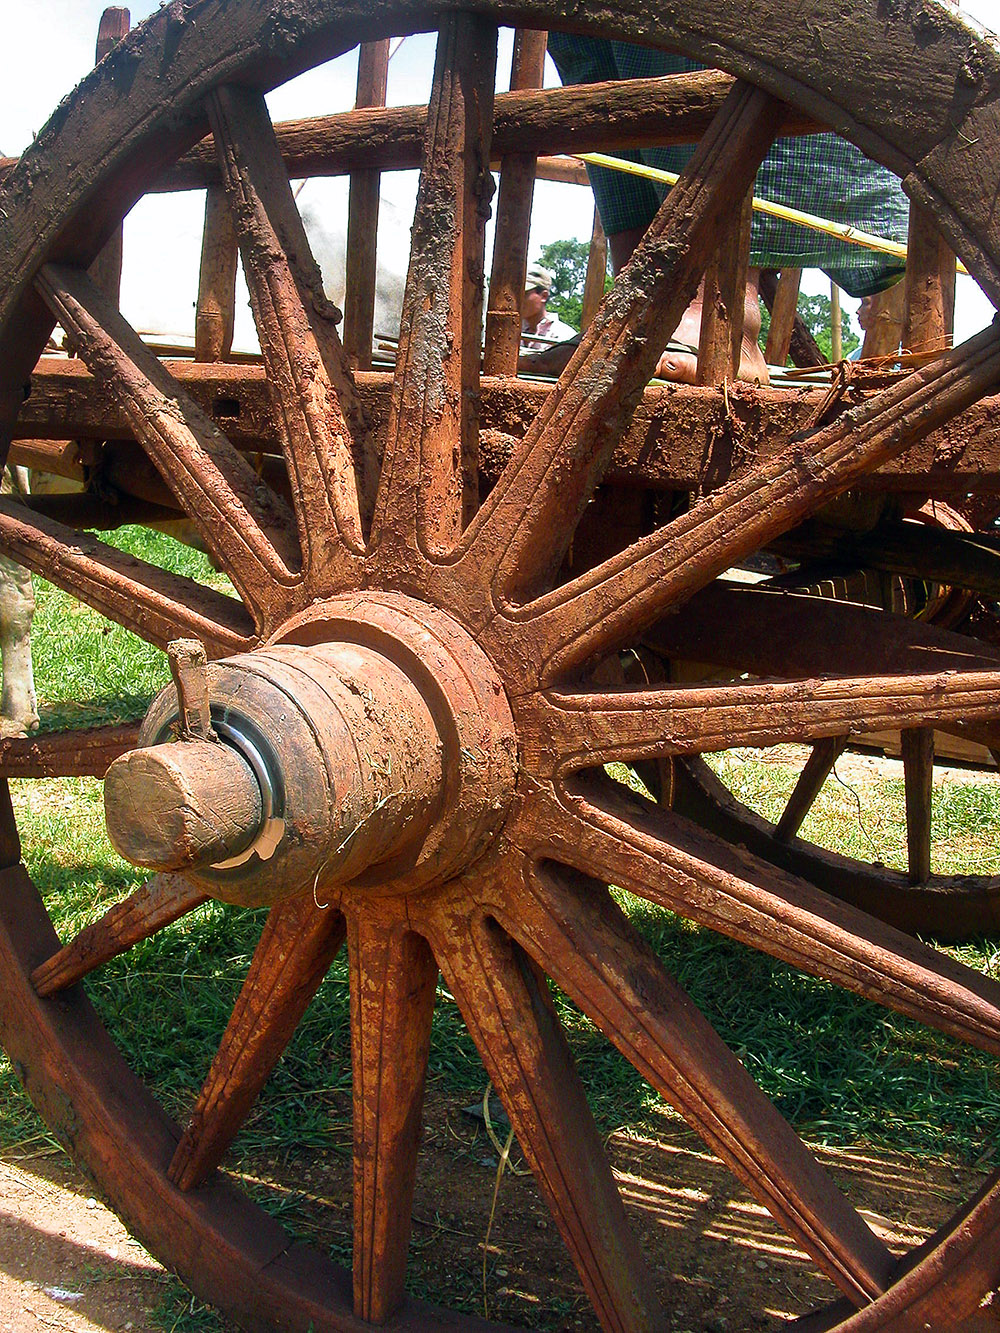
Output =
[{"x1": 1, "y1": 1, "x2": 997, "y2": 346}]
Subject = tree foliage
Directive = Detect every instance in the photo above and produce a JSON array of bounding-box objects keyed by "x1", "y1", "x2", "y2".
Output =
[
  {"x1": 758, "y1": 290, "x2": 860, "y2": 363},
  {"x1": 536, "y1": 238, "x2": 607, "y2": 330}
]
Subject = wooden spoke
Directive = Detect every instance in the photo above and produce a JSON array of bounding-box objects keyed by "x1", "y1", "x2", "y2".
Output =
[
  {"x1": 207, "y1": 86, "x2": 366, "y2": 584},
  {"x1": 426, "y1": 891, "x2": 665, "y2": 1332},
  {"x1": 31, "y1": 874, "x2": 208, "y2": 998},
  {"x1": 0, "y1": 497, "x2": 252, "y2": 654},
  {"x1": 0, "y1": 721, "x2": 138, "y2": 780},
  {"x1": 35, "y1": 263, "x2": 299, "y2": 622},
  {"x1": 488, "y1": 855, "x2": 894, "y2": 1306},
  {"x1": 775, "y1": 736, "x2": 848, "y2": 844},
  {"x1": 168, "y1": 895, "x2": 346, "y2": 1192},
  {"x1": 519, "y1": 321, "x2": 1000, "y2": 684},
  {"x1": 520, "y1": 670, "x2": 1000, "y2": 772},
  {"x1": 523, "y1": 778, "x2": 1000, "y2": 1057},
  {"x1": 901, "y1": 728, "x2": 934, "y2": 885},
  {"x1": 462, "y1": 81, "x2": 782, "y2": 602},
  {"x1": 348, "y1": 909, "x2": 437, "y2": 1325},
  {"x1": 370, "y1": 13, "x2": 498, "y2": 557}
]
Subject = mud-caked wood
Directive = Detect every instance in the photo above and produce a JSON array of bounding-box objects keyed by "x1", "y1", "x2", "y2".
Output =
[{"x1": 1, "y1": 3, "x2": 1000, "y2": 1331}]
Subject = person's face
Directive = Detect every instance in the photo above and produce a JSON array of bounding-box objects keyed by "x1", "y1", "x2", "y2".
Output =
[
  {"x1": 522, "y1": 285, "x2": 549, "y2": 325},
  {"x1": 856, "y1": 294, "x2": 876, "y2": 333}
]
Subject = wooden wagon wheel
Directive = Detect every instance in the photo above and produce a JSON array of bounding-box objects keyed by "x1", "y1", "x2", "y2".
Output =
[{"x1": 2, "y1": 1, "x2": 1000, "y2": 1329}]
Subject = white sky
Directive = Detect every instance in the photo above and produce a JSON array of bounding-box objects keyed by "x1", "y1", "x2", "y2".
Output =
[{"x1": 1, "y1": 1, "x2": 997, "y2": 346}]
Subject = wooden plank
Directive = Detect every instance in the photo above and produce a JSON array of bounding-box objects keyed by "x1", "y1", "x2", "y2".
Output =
[
  {"x1": 764, "y1": 267, "x2": 802, "y2": 367},
  {"x1": 861, "y1": 281, "x2": 906, "y2": 359},
  {"x1": 4, "y1": 71, "x2": 819, "y2": 196},
  {"x1": 580, "y1": 206, "x2": 608, "y2": 332},
  {"x1": 758, "y1": 269, "x2": 825, "y2": 368},
  {"x1": 696, "y1": 186, "x2": 752, "y2": 384},
  {"x1": 901, "y1": 727, "x2": 934, "y2": 885},
  {"x1": 483, "y1": 30, "x2": 548, "y2": 375},
  {"x1": 21, "y1": 359, "x2": 1000, "y2": 497},
  {"x1": 344, "y1": 40, "x2": 390, "y2": 370},
  {"x1": 903, "y1": 204, "x2": 957, "y2": 354}
]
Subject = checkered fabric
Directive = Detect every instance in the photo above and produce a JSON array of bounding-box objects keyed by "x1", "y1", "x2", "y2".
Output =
[{"x1": 546, "y1": 35, "x2": 909, "y2": 297}]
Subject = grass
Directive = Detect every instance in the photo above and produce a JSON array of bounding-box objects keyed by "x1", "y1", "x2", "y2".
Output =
[{"x1": 1, "y1": 534, "x2": 999, "y2": 1327}]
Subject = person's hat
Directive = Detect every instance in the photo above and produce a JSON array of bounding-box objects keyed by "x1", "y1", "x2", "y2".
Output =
[{"x1": 525, "y1": 264, "x2": 553, "y2": 293}]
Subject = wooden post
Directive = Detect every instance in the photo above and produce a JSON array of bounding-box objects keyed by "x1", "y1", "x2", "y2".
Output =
[
  {"x1": 902, "y1": 205, "x2": 956, "y2": 355},
  {"x1": 830, "y1": 282, "x2": 842, "y2": 363},
  {"x1": 580, "y1": 206, "x2": 607, "y2": 331},
  {"x1": 696, "y1": 186, "x2": 753, "y2": 384},
  {"x1": 860, "y1": 279, "x2": 905, "y2": 359},
  {"x1": 194, "y1": 186, "x2": 239, "y2": 362},
  {"x1": 344, "y1": 41, "x2": 391, "y2": 369},
  {"x1": 763, "y1": 267, "x2": 801, "y2": 368},
  {"x1": 483, "y1": 29, "x2": 547, "y2": 375},
  {"x1": 758, "y1": 269, "x2": 824, "y2": 367},
  {"x1": 88, "y1": 9, "x2": 131, "y2": 305}
]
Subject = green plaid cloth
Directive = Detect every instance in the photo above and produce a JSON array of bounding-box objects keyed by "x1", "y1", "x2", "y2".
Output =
[{"x1": 547, "y1": 35, "x2": 908, "y2": 297}]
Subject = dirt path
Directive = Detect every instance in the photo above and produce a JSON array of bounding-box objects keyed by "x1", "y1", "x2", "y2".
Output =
[{"x1": 1, "y1": 1101, "x2": 998, "y2": 1333}]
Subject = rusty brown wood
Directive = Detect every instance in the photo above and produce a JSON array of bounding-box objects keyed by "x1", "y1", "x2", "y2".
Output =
[
  {"x1": 35, "y1": 264, "x2": 299, "y2": 623},
  {"x1": 21, "y1": 359, "x2": 1000, "y2": 498},
  {"x1": 670, "y1": 755, "x2": 1000, "y2": 941},
  {"x1": 774, "y1": 736, "x2": 848, "y2": 843},
  {"x1": 861, "y1": 281, "x2": 906, "y2": 359},
  {"x1": 372, "y1": 15, "x2": 497, "y2": 553},
  {"x1": 207, "y1": 84, "x2": 365, "y2": 590},
  {"x1": 344, "y1": 41, "x2": 390, "y2": 370},
  {"x1": 86, "y1": 8, "x2": 131, "y2": 308},
  {"x1": 902, "y1": 727, "x2": 935, "y2": 885},
  {"x1": 763, "y1": 267, "x2": 801, "y2": 367},
  {"x1": 0, "y1": 496, "x2": 252, "y2": 655},
  {"x1": 463, "y1": 80, "x2": 783, "y2": 606},
  {"x1": 349, "y1": 910, "x2": 436, "y2": 1324},
  {"x1": 194, "y1": 185, "x2": 239, "y2": 363},
  {"x1": 31, "y1": 874, "x2": 208, "y2": 998},
  {"x1": 0, "y1": 721, "x2": 139, "y2": 780},
  {"x1": 518, "y1": 322, "x2": 1000, "y2": 685},
  {"x1": 774, "y1": 518, "x2": 1000, "y2": 600},
  {"x1": 50, "y1": 71, "x2": 818, "y2": 197},
  {"x1": 696, "y1": 186, "x2": 752, "y2": 384},
  {"x1": 483, "y1": 30, "x2": 547, "y2": 376},
  {"x1": 426, "y1": 886, "x2": 666, "y2": 1330},
  {"x1": 519, "y1": 670, "x2": 1000, "y2": 772},
  {"x1": 758, "y1": 269, "x2": 825, "y2": 368},
  {"x1": 169, "y1": 896, "x2": 347, "y2": 1191},
  {"x1": 490, "y1": 849, "x2": 896, "y2": 1303},
  {"x1": 903, "y1": 205, "x2": 957, "y2": 355},
  {"x1": 5, "y1": 5, "x2": 1000, "y2": 1330},
  {"x1": 580, "y1": 206, "x2": 607, "y2": 332}
]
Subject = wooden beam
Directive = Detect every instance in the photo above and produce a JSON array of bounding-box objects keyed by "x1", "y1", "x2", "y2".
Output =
[{"x1": 19, "y1": 359, "x2": 1000, "y2": 497}]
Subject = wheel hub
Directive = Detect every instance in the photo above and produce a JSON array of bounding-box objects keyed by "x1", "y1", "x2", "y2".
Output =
[{"x1": 103, "y1": 594, "x2": 518, "y2": 906}]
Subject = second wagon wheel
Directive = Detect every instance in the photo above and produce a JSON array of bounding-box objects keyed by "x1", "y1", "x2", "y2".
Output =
[{"x1": 2, "y1": 0, "x2": 1000, "y2": 1328}]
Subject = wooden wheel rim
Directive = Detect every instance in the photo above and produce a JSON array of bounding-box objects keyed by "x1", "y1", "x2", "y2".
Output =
[{"x1": 1, "y1": 2, "x2": 1000, "y2": 1329}]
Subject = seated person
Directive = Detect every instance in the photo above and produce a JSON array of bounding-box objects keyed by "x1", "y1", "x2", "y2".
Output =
[
  {"x1": 545, "y1": 35, "x2": 909, "y2": 383},
  {"x1": 520, "y1": 263, "x2": 578, "y2": 352}
]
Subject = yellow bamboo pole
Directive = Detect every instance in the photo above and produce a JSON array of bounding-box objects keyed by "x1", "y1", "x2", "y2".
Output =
[{"x1": 573, "y1": 151, "x2": 970, "y2": 276}]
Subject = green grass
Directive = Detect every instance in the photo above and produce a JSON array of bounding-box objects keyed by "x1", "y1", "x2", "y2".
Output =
[{"x1": 1, "y1": 534, "x2": 999, "y2": 1327}]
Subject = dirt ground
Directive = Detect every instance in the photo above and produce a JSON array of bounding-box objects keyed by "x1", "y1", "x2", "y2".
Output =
[
  {"x1": 0, "y1": 1090, "x2": 998, "y2": 1333},
  {"x1": 1, "y1": 748, "x2": 998, "y2": 1332}
]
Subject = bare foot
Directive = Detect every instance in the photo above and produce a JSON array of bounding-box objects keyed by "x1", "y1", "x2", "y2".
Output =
[{"x1": 654, "y1": 288, "x2": 769, "y2": 385}]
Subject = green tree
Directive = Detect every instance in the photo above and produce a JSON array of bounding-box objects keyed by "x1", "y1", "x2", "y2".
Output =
[
  {"x1": 537, "y1": 238, "x2": 607, "y2": 330},
  {"x1": 758, "y1": 289, "x2": 860, "y2": 363}
]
